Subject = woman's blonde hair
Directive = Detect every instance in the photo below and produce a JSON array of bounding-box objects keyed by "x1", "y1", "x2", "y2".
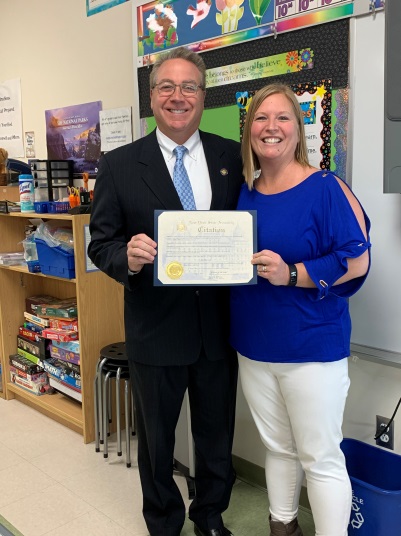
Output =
[{"x1": 241, "y1": 83, "x2": 310, "y2": 189}]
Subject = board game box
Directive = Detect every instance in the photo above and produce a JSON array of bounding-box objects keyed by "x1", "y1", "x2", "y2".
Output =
[
  {"x1": 9, "y1": 353, "x2": 43, "y2": 375},
  {"x1": 49, "y1": 344, "x2": 80, "y2": 365},
  {"x1": 34, "y1": 298, "x2": 78, "y2": 319},
  {"x1": 10, "y1": 367, "x2": 53, "y2": 396}
]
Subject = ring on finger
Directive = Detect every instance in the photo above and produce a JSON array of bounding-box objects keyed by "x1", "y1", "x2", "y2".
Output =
[{"x1": 262, "y1": 265, "x2": 267, "y2": 272}]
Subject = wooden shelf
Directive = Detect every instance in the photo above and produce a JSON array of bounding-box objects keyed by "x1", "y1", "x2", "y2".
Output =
[
  {"x1": 0, "y1": 264, "x2": 77, "y2": 283},
  {"x1": 0, "y1": 212, "x2": 124, "y2": 443},
  {"x1": 7, "y1": 381, "x2": 83, "y2": 434}
]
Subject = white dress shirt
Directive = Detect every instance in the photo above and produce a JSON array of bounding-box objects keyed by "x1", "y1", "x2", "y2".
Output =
[{"x1": 156, "y1": 128, "x2": 212, "y2": 210}]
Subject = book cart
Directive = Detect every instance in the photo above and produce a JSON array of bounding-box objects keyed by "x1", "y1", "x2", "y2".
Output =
[{"x1": 0, "y1": 212, "x2": 124, "y2": 443}]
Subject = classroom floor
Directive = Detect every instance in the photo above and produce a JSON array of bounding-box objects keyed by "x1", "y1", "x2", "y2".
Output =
[{"x1": 0, "y1": 397, "x2": 315, "y2": 536}]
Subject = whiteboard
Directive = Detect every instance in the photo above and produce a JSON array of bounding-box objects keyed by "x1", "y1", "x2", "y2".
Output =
[{"x1": 349, "y1": 10, "x2": 401, "y2": 366}]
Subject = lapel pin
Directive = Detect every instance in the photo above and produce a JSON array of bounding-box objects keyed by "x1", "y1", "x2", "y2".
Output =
[{"x1": 220, "y1": 168, "x2": 228, "y2": 176}]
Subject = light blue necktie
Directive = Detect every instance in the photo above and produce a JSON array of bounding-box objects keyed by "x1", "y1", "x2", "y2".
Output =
[{"x1": 173, "y1": 145, "x2": 196, "y2": 210}]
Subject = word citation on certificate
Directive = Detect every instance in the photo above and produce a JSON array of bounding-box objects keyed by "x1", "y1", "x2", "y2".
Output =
[{"x1": 154, "y1": 210, "x2": 257, "y2": 286}]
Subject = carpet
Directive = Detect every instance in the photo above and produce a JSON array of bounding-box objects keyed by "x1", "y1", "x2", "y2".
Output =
[{"x1": 0, "y1": 515, "x2": 23, "y2": 536}]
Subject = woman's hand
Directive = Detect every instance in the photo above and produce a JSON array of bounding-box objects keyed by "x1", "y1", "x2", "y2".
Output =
[{"x1": 252, "y1": 250, "x2": 290, "y2": 286}]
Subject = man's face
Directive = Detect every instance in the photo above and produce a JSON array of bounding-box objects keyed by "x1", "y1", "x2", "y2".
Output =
[{"x1": 150, "y1": 58, "x2": 205, "y2": 144}]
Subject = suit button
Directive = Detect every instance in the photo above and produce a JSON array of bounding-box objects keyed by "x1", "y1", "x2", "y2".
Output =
[{"x1": 195, "y1": 290, "x2": 200, "y2": 296}]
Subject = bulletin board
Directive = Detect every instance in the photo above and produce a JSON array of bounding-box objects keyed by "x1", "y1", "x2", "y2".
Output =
[
  {"x1": 138, "y1": 18, "x2": 350, "y2": 175},
  {"x1": 132, "y1": 1, "x2": 399, "y2": 367}
]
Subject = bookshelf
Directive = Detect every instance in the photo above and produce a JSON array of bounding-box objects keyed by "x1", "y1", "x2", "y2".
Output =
[{"x1": 0, "y1": 212, "x2": 124, "y2": 442}]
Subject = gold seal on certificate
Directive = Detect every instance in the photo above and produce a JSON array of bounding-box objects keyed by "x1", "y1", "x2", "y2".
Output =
[{"x1": 166, "y1": 261, "x2": 184, "y2": 280}]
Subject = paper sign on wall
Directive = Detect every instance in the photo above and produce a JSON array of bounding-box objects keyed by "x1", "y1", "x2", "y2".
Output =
[
  {"x1": 0, "y1": 78, "x2": 24, "y2": 157},
  {"x1": 99, "y1": 107, "x2": 132, "y2": 152}
]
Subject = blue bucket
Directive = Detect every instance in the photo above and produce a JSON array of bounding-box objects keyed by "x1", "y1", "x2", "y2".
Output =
[{"x1": 341, "y1": 438, "x2": 401, "y2": 535}]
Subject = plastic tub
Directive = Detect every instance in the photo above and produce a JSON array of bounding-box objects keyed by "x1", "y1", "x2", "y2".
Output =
[
  {"x1": 34, "y1": 201, "x2": 49, "y2": 213},
  {"x1": 48, "y1": 201, "x2": 70, "y2": 214},
  {"x1": 341, "y1": 438, "x2": 401, "y2": 534},
  {"x1": 35, "y1": 238, "x2": 75, "y2": 279}
]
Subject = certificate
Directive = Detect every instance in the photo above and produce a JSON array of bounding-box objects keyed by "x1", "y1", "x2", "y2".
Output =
[{"x1": 154, "y1": 210, "x2": 257, "y2": 286}]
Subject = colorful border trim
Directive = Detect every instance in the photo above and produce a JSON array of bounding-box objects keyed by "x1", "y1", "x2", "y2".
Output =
[
  {"x1": 138, "y1": 3, "x2": 353, "y2": 64},
  {"x1": 239, "y1": 80, "x2": 332, "y2": 171}
]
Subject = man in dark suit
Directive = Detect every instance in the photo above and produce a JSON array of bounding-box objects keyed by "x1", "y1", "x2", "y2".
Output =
[{"x1": 88, "y1": 46, "x2": 243, "y2": 536}]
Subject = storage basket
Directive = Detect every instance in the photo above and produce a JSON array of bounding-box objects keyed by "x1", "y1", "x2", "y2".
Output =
[
  {"x1": 0, "y1": 172, "x2": 7, "y2": 186},
  {"x1": 48, "y1": 201, "x2": 70, "y2": 214},
  {"x1": 341, "y1": 438, "x2": 401, "y2": 535},
  {"x1": 27, "y1": 260, "x2": 41, "y2": 273},
  {"x1": 35, "y1": 238, "x2": 75, "y2": 279},
  {"x1": 34, "y1": 201, "x2": 49, "y2": 214}
]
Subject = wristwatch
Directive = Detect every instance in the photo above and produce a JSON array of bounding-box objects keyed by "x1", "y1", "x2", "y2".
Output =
[{"x1": 287, "y1": 264, "x2": 297, "y2": 286}]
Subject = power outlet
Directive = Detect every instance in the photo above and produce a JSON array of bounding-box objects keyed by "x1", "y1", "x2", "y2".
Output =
[{"x1": 376, "y1": 415, "x2": 394, "y2": 450}]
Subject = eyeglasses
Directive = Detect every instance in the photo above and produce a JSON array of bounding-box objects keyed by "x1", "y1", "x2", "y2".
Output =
[{"x1": 153, "y1": 82, "x2": 204, "y2": 97}]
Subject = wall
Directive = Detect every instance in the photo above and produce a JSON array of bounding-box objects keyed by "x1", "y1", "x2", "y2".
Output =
[
  {"x1": 345, "y1": 10, "x2": 401, "y2": 451},
  {"x1": 1, "y1": 0, "x2": 134, "y2": 190},
  {"x1": 233, "y1": 10, "x2": 401, "y2": 470},
  {"x1": 1, "y1": 2, "x2": 400, "y2": 467}
]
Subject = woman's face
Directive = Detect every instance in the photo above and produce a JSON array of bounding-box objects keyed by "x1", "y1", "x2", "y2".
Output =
[{"x1": 251, "y1": 92, "x2": 299, "y2": 164}]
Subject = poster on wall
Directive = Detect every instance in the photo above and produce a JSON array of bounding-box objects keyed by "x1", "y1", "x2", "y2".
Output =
[
  {"x1": 45, "y1": 101, "x2": 102, "y2": 174},
  {"x1": 0, "y1": 78, "x2": 24, "y2": 157},
  {"x1": 86, "y1": 0, "x2": 128, "y2": 17},
  {"x1": 136, "y1": 0, "x2": 353, "y2": 63}
]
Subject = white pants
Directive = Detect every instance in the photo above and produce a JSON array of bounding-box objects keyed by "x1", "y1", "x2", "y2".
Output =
[{"x1": 238, "y1": 354, "x2": 351, "y2": 536}]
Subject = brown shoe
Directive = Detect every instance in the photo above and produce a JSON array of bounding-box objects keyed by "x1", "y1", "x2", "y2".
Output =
[{"x1": 269, "y1": 516, "x2": 303, "y2": 536}]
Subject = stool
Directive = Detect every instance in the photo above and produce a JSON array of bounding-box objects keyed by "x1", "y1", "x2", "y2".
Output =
[{"x1": 94, "y1": 342, "x2": 136, "y2": 467}]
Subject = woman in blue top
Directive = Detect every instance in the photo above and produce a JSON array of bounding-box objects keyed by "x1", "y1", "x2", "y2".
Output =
[{"x1": 230, "y1": 84, "x2": 371, "y2": 536}]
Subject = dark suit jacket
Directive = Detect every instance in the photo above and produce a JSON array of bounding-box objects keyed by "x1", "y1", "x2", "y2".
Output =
[{"x1": 88, "y1": 129, "x2": 244, "y2": 366}]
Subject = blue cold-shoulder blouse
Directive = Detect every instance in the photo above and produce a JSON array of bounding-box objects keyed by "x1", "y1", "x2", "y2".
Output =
[{"x1": 230, "y1": 171, "x2": 371, "y2": 364}]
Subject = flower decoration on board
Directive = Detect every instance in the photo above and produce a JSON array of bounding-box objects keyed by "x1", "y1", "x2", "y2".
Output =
[
  {"x1": 216, "y1": 0, "x2": 245, "y2": 34},
  {"x1": 236, "y1": 91, "x2": 252, "y2": 112},
  {"x1": 285, "y1": 51, "x2": 299, "y2": 70},
  {"x1": 249, "y1": 0, "x2": 271, "y2": 26},
  {"x1": 299, "y1": 48, "x2": 314, "y2": 69},
  {"x1": 142, "y1": 4, "x2": 178, "y2": 50},
  {"x1": 187, "y1": 0, "x2": 212, "y2": 28}
]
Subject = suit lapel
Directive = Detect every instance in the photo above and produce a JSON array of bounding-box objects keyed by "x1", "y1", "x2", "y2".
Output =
[
  {"x1": 138, "y1": 131, "x2": 182, "y2": 210},
  {"x1": 137, "y1": 130, "x2": 234, "y2": 211}
]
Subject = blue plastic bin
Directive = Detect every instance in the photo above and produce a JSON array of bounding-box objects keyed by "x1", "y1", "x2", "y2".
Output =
[
  {"x1": 341, "y1": 438, "x2": 401, "y2": 535},
  {"x1": 35, "y1": 238, "x2": 75, "y2": 279}
]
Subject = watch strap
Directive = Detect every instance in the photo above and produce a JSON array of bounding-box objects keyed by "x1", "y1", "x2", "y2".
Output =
[{"x1": 288, "y1": 264, "x2": 297, "y2": 286}]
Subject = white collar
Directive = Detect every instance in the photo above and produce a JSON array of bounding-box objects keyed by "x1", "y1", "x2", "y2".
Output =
[{"x1": 156, "y1": 128, "x2": 201, "y2": 161}]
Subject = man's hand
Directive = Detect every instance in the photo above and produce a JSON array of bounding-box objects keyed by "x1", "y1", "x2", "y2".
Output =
[{"x1": 127, "y1": 234, "x2": 157, "y2": 273}]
